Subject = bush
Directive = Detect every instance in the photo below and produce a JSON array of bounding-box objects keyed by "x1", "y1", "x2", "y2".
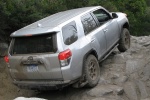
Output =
[{"x1": 0, "y1": 0, "x2": 149, "y2": 42}]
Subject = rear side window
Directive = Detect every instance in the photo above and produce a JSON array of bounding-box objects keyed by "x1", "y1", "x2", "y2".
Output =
[
  {"x1": 62, "y1": 21, "x2": 78, "y2": 45},
  {"x1": 12, "y1": 33, "x2": 57, "y2": 54},
  {"x1": 81, "y1": 13, "x2": 97, "y2": 35}
]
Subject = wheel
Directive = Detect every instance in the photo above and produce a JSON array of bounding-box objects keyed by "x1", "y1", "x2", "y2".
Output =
[
  {"x1": 118, "y1": 28, "x2": 130, "y2": 52},
  {"x1": 84, "y1": 55, "x2": 100, "y2": 88}
]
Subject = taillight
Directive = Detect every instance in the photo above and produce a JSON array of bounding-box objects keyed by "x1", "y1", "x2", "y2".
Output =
[
  {"x1": 58, "y1": 49, "x2": 72, "y2": 67},
  {"x1": 4, "y1": 56, "x2": 9, "y2": 63}
]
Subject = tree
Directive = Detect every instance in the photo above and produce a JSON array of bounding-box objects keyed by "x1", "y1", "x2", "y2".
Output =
[
  {"x1": 0, "y1": 0, "x2": 66, "y2": 42},
  {"x1": 146, "y1": 0, "x2": 150, "y2": 6},
  {"x1": 0, "y1": 0, "x2": 149, "y2": 42},
  {"x1": 112, "y1": 0, "x2": 147, "y2": 35}
]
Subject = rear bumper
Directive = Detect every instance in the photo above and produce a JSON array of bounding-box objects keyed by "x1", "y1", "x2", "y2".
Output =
[{"x1": 13, "y1": 80, "x2": 71, "y2": 90}]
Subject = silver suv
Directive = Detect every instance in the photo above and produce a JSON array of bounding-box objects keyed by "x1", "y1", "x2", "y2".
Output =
[{"x1": 5, "y1": 6, "x2": 130, "y2": 90}]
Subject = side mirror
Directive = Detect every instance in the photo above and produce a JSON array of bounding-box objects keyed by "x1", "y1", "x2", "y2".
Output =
[{"x1": 112, "y1": 13, "x2": 118, "y2": 18}]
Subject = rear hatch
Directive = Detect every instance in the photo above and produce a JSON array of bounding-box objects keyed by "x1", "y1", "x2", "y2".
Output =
[{"x1": 9, "y1": 33, "x2": 63, "y2": 81}]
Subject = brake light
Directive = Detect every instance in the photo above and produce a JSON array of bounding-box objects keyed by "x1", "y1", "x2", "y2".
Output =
[
  {"x1": 4, "y1": 56, "x2": 9, "y2": 63},
  {"x1": 58, "y1": 49, "x2": 72, "y2": 67},
  {"x1": 58, "y1": 49, "x2": 72, "y2": 60}
]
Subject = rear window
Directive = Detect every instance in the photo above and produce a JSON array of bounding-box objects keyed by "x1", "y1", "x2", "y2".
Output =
[{"x1": 11, "y1": 33, "x2": 57, "y2": 55}]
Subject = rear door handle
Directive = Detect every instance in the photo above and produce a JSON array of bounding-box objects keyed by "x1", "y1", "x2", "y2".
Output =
[{"x1": 103, "y1": 29, "x2": 108, "y2": 33}]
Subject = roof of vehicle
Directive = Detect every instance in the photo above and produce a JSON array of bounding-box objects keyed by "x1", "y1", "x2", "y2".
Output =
[{"x1": 11, "y1": 6, "x2": 102, "y2": 37}]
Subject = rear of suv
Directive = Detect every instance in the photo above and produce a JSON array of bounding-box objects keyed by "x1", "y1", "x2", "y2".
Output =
[{"x1": 5, "y1": 6, "x2": 130, "y2": 90}]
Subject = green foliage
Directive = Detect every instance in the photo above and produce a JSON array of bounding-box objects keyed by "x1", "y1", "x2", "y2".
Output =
[
  {"x1": 146, "y1": 0, "x2": 150, "y2": 6},
  {"x1": 139, "y1": 7, "x2": 150, "y2": 35},
  {"x1": 0, "y1": 0, "x2": 67, "y2": 42},
  {"x1": 88, "y1": 0, "x2": 118, "y2": 11},
  {"x1": 0, "y1": 0, "x2": 149, "y2": 42},
  {"x1": 111, "y1": 0, "x2": 147, "y2": 36}
]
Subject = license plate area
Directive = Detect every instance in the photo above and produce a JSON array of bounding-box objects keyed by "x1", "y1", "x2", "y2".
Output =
[{"x1": 27, "y1": 64, "x2": 38, "y2": 72}]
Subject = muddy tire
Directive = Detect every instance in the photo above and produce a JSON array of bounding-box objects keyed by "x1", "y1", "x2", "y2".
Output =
[
  {"x1": 84, "y1": 55, "x2": 100, "y2": 88},
  {"x1": 118, "y1": 28, "x2": 130, "y2": 52}
]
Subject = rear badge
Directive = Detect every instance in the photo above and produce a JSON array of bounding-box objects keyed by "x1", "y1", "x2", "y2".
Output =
[{"x1": 27, "y1": 56, "x2": 33, "y2": 61}]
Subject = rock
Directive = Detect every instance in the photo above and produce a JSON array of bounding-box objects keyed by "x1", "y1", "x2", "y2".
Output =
[
  {"x1": 124, "y1": 82, "x2": 138, "y2": 100},
  {"x1": 141, "y1": 98, "x2": 150, "y2": 100},
  {"x1": 146, "y1": 81, "x2": 150, "y2": 87},
  {"x1": 114, "y1": 75, "x2": 128, "y2": 86},
  {"x1": 0, "y1": 43, "x2": 8, "y2": 57},
  {"x1": 14, "y1": 97, "x2": 47, "y2": 100},
  {"x1": 110, "y1": 72, "x2": 120, "y2": 79},
  {"x1": 91, "y1": 97, "x2": 107, "y2": 100},
  {"x1": 112, "y1": 54, "x2": 126, "y2": 64},
  {"x1": 87, "y1": 85, "x2": 123, "y2": 97},
  {"x1": 102, "y1": 58, "x2": 112, "y2": 65},
  {"x1": 129, "y1": 72, "x2": 139, "y2": 80},
  {"x1": 87, "y1": 85, "x2": 113, "y2": 97},
  {"x1": 91, "y1": 97, "x2": 116, "y2": 100},
  {"x1": 136, "y1": 36, "x2": 150, "y2": 47},
  {"x1": 107, "y1": 85, "x2": 124, "y2": 95},
  {"x1": 129, "y1": 43, "x2": 142, "y2": 53},
  {"x1": 143, "y1": 41, "x2": 150, "y2": 47},
  {"x1": 99, "y1": 77, "x2": 110, "y2": 84},
  {"x1": 0, "y1": 58, "x2": 6, "y2": 71},
  {"x1": 141, "y1": 62, "x2": 150, "y2": 81},
  {"x1": 0, "y1": 81, "x2": 5, "y2": 88},
  {"x1": 136, "y1": 80, "x2": 149, "y2": 99},
  {"x1": 126, "y1": 60, "x2": 146, "y2": 74},
  {"x1": 110, "y1": 64, "x2": 126, "y2": 72}
]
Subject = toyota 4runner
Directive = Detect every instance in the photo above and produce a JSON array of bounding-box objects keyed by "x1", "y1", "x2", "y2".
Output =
[{"x1": 5, "y1": 6, "x2": 130, "y2": 90}]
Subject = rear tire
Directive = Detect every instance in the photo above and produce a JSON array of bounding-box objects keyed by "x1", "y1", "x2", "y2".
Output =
[
  {"x1": 84, "y1": 55, "x2": 100, "y2": 88},
  {"x1": 118, "y1": 28, "x2": 130, "y2": 52}
]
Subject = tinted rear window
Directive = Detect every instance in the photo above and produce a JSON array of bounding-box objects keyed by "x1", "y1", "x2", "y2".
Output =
[
  {"x1": 62, "y1": 21, "x2": 78, "y2": 45},
  {"x1": 12, "y1": 33, "x2": 57, "y2": 54}
]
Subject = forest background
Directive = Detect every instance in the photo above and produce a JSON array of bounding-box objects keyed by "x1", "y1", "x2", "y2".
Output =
[{"x1": 0, "y1": 0, "x2": 150, "y2": 43}]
